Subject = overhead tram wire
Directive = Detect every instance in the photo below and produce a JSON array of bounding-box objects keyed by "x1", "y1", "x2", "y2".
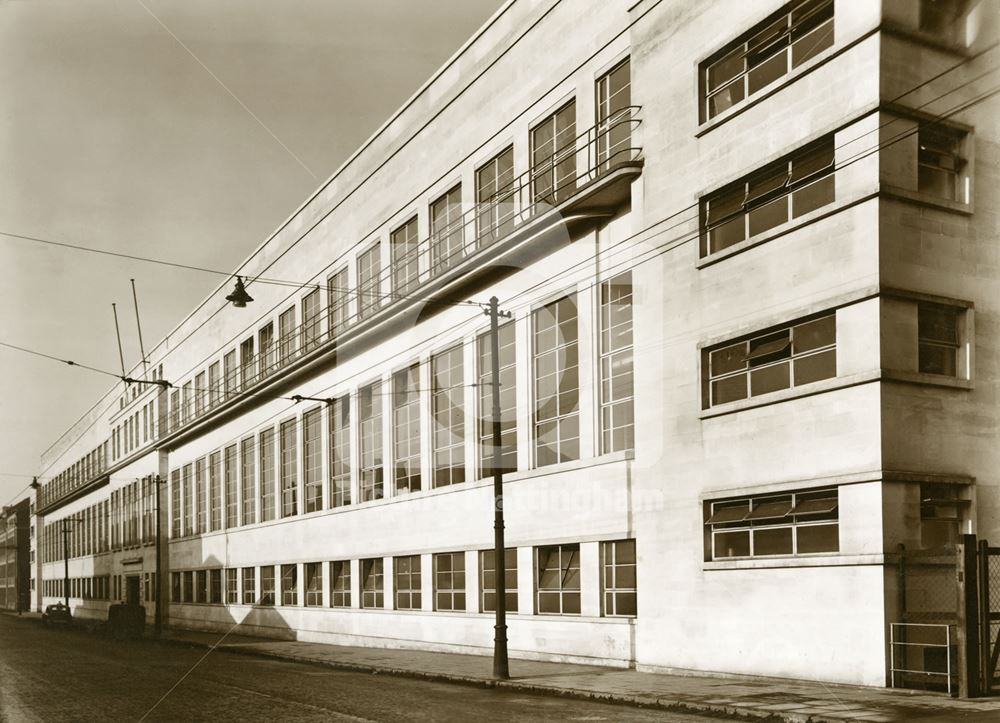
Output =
[{"x1": 27, "y1": 55, "x2": 998, "y2": 477}]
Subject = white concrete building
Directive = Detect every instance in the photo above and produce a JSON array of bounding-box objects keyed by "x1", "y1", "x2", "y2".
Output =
[{"x1": 33, "y1": 0, "x2": 1000, "y2": 687}]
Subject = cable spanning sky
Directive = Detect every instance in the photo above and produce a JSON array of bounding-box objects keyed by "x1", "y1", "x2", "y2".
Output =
[{"x1": 0, "y1": 0, "x2": 503, "y2": 505}]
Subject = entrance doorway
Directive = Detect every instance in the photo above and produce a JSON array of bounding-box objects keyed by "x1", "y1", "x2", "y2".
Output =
[{"x1": 125, "y1": 576, "x2": 140, "y2": 606}]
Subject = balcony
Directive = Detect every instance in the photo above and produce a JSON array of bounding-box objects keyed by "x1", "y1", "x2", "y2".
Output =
[{"x1": 161, "y1": 107, "x2": 643, "y2": 444}]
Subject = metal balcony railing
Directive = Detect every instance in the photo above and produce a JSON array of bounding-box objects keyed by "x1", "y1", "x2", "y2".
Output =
[{"x1": 164, "y1": 107, "x2": 643, "y2": 436}]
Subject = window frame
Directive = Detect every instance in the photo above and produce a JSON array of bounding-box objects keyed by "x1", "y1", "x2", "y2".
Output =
[
  {"x1": 361, "y1": 557, "x2": 384, "y2": 609},
  {"x1": 394, "y1": 554, "x2": 422, "y2": 611},
  {"x1": 599, "y1": 272, "x2": 635, "y2": 454},
  {"x1": 601, "y1": 539, "x2": 636, "y2": 617},
  {"x1": 432, "y1": 345, "x2": 465, "y2": 488},
  {"x1": 433, "y1": 551, "x2": 466, "y2": 612},
  {"x1": 392, "y1": 364, "x2": 422, "y2": 494},
  {"x1": 535, "y1": 543, "x2": 581, "y2": 615},
  {"x1": 532, "y1": 294, "x2": 581, "y2": 467},
  {"x1": 480, "y1": 547, "x2": 518, "y2": 614},
  {"x1": 330, "y1": 560, "x2": 351, "y2": 608}
]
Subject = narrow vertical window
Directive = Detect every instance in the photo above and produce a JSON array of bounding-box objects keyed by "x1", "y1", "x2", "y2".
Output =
[
  {"x1": 361, "y1": 558, "x2": 384, "y2": 608},
  {"x1": 223, "y1": 350, "x2": 237, "y2": 399},
  {"x1": 194, "y1": 457, "x2": 206, "y2": 535},
  {"x1": 224, "y1": 444, "x2": 238, "y2": 529},
  {"x1": 330, "y1": 561, "x2": 351, "y2": 607},
  {"x1": 432, "y1": 346, "x2": 465, "y2": 487},
  {"x1": 430, "y1": 185, "x2": 464, "y2": 274},
  {"x1": 533, "y1": 295, "x2": 580, "y2": 466},
  {"x1": 241, "y1": 436, "x2": 256, "y2": 525},
  {"x1": 259, "y1": 428, "x2": 276, "y2": 522},
  {"x1": 194, "y1": 371, "x2": 207, "y2": 416},
  {"x1": 209, "y1": 451, "x2": 221, "y2": 531},
  {"x1": 394, "y1": 555, "x2": 422, "y2": 610},
  {"x1": 208, "y1": 361, "x2": 221, "y2": 408},
  {"x1": 359, "y1": 382, "x2": 384, "y2": 501},
  {"x1": 358, "y1": 242, "x2": 382, "y2": 319},
  {"x1": 530, "y1": 100, "x2": 576, "y2": 207},
  {"x1": 242, "y1": 567, "x2": 256, "y2": 605},
  {"x1": 258, "y1": 322, "x2": 275, "y2": 379},
  {"x1": 280, "y1": 419, "x2": 298, "y2": 517},
  {"x1": 304, "y1": 562, "x2": 323, "y2": 607},
  {"x1": 475, "y1": 147, "x2": 515, "y2": 246},
  {"x1": 600, "y1": 272, "x2": 634, "y2": 453},
  {"x1": 239, "y1": 337, "x2": 255, "y2": 390},
  {"x1": 433, "y1": 551, "x2": 466, "y2": 612},
  {"x1": 391, "y1": 216, "x2": 420, "y2": 295},
  {"x1": 393, "y1": 364, "x2": 421, "y2": 494},
  {"x1": 303, "y1": 408, "x2": 323, "y2": 513},
  {"x1": 918, "y1": 303, "x2": 961, "y2": 376},
  {"x1": 182, "y1": 381, "x2": 193, "y2": 424},
  {"x1": 182, "y1": 464, "x2": 193, "y2": 537},
  {"x1": 280, "y1": 564, "x2": 298, "y2": 606},
  {"x1": 260, "y1": 565, "x2": 275, "y2": 606},
  {"x1": 596, "y1": 57, "x2": 631, "y2": 169},
  {"x1": 328, "y1": 396, "x2": 351, "y2": 508},
  {"x1": 278, "y1": 307, "x2": 296, "y2": 364},
  {"x1": 225, "y1": 568, "x2": 238, "y2": 605},
  {"x1": 209, "y1": 569, "x2": 222, "y2": 604},
  {"x1": 170, "y1": 470, "x2": 181, "y2": 539},
  {"x1": 601, "y1": 539, "x2": 637, "y2": 617},
  {"x1": 327, "y1": 268, "x2": 349, "y2": 338},
  {"x1": 478, "y1": 322, "x2": 517, "y2": 479},
  {"x1": 301, "y1": 288, "x2": 321, "y2": 352}
]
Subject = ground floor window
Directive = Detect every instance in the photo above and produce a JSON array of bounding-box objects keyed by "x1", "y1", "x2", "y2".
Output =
[
  {"x1": 305, "y1": 562, "x2": 323, "y2": 607},
  {"x1": 480, "y1": 548, "x2": 517, "y2": 613},
  {"x1": 362, "y1": 558, "x2": 383, "y2": 609},
  {"x1": 394, "y1": 555, "x2": 421, "y2": 610},
  {"x1": 260, "y1": 566, "x2": 275, "y2": 606},
  {"x1": 182, "y1": 571, "x2": 193, "y2": 603},
  {"x1": 210, "y1": 569, "x2": 222, "y2": 604},
  {"x1": 536, "y1": 544, "x2": 580, "y2": 615},
  {"x1": 433, "y1": 552, "x2": 465, "y2": 612},
  {"x1": 601, "y1": 539, "x2": 636, "y2": 617},
  {"x1": 330, "y1": 561, "x2": 350, "y2": 608},
  {"x1": 226, "y1": 569, "x2": 238, "y2": 604},
  {"x1": 281, "y1": 564, "x2": 298, "y2": 606},
  {"x1": 242, "y1": 567, "x2": 256, "y2": 605}
]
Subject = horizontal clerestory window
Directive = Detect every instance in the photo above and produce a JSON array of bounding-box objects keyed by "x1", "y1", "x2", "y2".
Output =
[
  {"x1": 705, "y1": 488, "x2": 839, "y2": 560},
  {"x1": 702, "y1": 137, "x2": 835, "y2": 256},
  {"x1": 704, "y1": 313, "x2": 836, "y2": 408},
  {"x1": 702, "y1": 0, "x2": 833, "y2": 121}
]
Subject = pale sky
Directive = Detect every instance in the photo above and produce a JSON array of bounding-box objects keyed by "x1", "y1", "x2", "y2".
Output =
[{"x1": 0, "y1": 0, "x2": 503, "y2": 506}]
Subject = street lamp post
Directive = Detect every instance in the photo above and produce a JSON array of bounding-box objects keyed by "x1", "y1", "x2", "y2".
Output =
[
  {"x1": 152, "y1": 474, "x2": 167, "y2": 638},
  {"x1": 484, "y1": 296, "x2": 512, "y2": 680},
  {"x1": 60, "y1": 517, "x2": 83, "y2": 609}
]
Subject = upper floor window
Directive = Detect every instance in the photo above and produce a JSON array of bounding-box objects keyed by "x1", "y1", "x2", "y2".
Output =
[
  {"x1": 702, "y1": 137, "x2": 835, "y2": 256},
  {"x1": 391, "y1": 216, "x2": 420, "y2": 295},
  {"x1": 432, "y1": 345, "x2": 465, "y2": 488},
  {"x1": 596, "y1": 57, "x2": 631, "y2": 169},
  {"x1": 358, "y1": 242, "x2": 382, "y2": 320},
  {"x1": 223, "y1": 350, "x2": 237, "y2": 399},
  {"x1": 918, "y1": 302, "x2": 960, "y2": 376},
  {"x1": 702, "y1": 0, "x2": 833, "y2": 121},
  {"x1": 278, "y1": 306, "x2": 296, "y2": 364},
  {"x1": 706, "y1": 488, "x2": 839, "y2": 559},
  {"x1": 327, "y1": 268, "x2": 350, "y2": 337},
  {"x1": 531, "y1": 100, "x2": 577, "y2": 207},
  {"x1": 393, "y1": 365, "x2": 421, "y2": 494},
  {"x1": 533, "y1": 295, "x2": 580, "y2": 466},
  {"x1": 328, "y1": 396, "x2": 351, "y2": 508},
  {"x1": 301, "y1": 288, "x2": 322, "y2": 353},
  {"x1": 359, "y1": 382, "x2": 384, "y2": 502},
  {"x1": 705, "y1": 313, "x2": 836, "y2": 408},
  {"x1": 430, "y1": 185, "x2": 464, "y2": 274},
  {"x1": 599, "y1": 272, "x2": 634, "y2": 454},
  {"x1": 303, "y1": 408, "x2": 323, "y2": 513},
  {"x1": 475, "y1": 147, "x2": 515, "y2": 247},
  {"x1": 918, "y1": 124, "x2": 967, "y2": 203}
]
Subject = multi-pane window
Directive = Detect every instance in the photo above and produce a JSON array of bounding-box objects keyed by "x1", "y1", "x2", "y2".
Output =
[
  {"x1": 182, "y1": 381, "x2": 193, "y2": 424},
  {"x1": 194, "y1": 371, "x2": 207, "y2": 416},
  {"x1": 920, "y1": 482, "x2": 964, "y2": 549},
  {"x1": 533, "y1": 295, "x2": 580, "y2": 467},
  {"x1": 182, "y1": 464, "x2": 193, "y2": 537},
  {"x1": 301, "y1": 288, "x2": 322, "y2": 352},
  {"x1": 391, "y1": 217, "x2": 420, "y2": 295},
  {"x1": 327, "y1": 268, "x2": 350, "y2": 337},
  {"x1": 260, "y1": 565, "x2": 275, "y2": 606},
  {"x1": 600, "y1": 272, "x2": 634, "y2": 454},
  {"x1": 480, "y1": 548, "x2": 518, "y2": 613},
  {"x1": 239, "y1": 338, "x2": 255, "y2": 389},
  {"x1": 702, "y1": 137, "x2": 835, "y2": 256},
  {"x1": 705, "y1": 314, "x2": 836, "y2": 408},
  {"x1": 240, "y1": 436, "x2": 256, "y2": 525},
  {"x1": 430, "y1": 185, "x2": 464, "y2": 274},
  {"x1": 170, "y1": 470, "x2": 181, "y2": 538},
  {"x1": 259, "y1": 428, "x2": 276, "y2": 522},
  {"x1": 304, "y1": 562, "x2": 323, "y2": 607},
  {"x1": 478, "y1": 322, "x2": 517, "y2": 478},
  {"x1": 702, "y1": 0, "x2": 834, "y2": 121},
  {"x1": 279, "y1": 307, "x2": 297, "y2": 364},
  {"x1": 530, "y1": 100, "x2": 576, "y2": 206},
  {"x1": 329, "y1": 396, "x2": 351, "y2": 508},
  {"x1": 330, "y1": 561, "x2": 351, "y2": 607},
  {"x1": 194, "y1": 457, "x2": 206, "y2": 534},
  {"x1": 208, "y1": 452, "x2": 222, "y2": 531},
  {"x1": 302, "y1": 409, "x2": 322, "y2": 513},
  {"x1": 208, "y1": 362, "x2": 221, "y2": 408},
  {"x1": 358, "y1": 242, "x2": 382, "y2": 319},
  {"x1": 536, "y1": 544, "x2": 580, "y2": 615},
  {"x1": 359, "y1": 382, "x2": 384, "y2": 501},
  {"x1": 280, "y1": 564, "x2": 298, "y2": 606},
  {"x1": 258, "y1": 322, "x2": 275, "y2": 378},
  {"x1": 223, "y1": 350, "x2": 237, "y2": 399},
  {"x1": 242, "y1": 567, "x2": 256, "y2": 605},
  {"x1": 918, "y1": 125, "x2": 966, "y2": 202},
  {"x1": 434, "y1": 552, "x2": 466, "y2": 612},
  {"x1": 280, "y1": 419, "x2": 298, "y2": 517},
  {"x1": 195, "y1": 570, "x2": 207, "y2": 603},
  {"x1": 394, "y1": 555, "x2": 422, "y2": 610},
  {"x1": 432, "y1": 346, "x2": 465, "y2": 487},
  {"x1": 393, "y1": 365, "x2": 421, "y2": 494},
  {"x1": 918, "y1": 303, "x2": 961, "y2": 376},
  {"x1": 182, "y1": 571, "x2": 194, "y2": 603},
  {"x1": 475, "y1": 147, "x2": 515, "y2": 246},
  {"x1": 601, "y1": 539, "x2": 636, "y2": 617},
  {"x1": 596, "y1": 57, "x2": 631, "y2": 169},
  {"x1": 226, "y1": 568, "x2": 238, "y2": 604},
  {"x1": 706, "y1": 488, "x2": 839, "y2": 559},
  {"x1": 210, "y1": 569, "x2": 222, "y2": 604},
  {"x1": 224, "y1": 445, "x2": 238, "y2": 528},
  {"x1": 361, "y1": 558, "x2": 384, "y2": 609}
]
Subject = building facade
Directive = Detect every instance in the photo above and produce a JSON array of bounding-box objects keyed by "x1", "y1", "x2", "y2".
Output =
[
  {"x1": 1, "y1": 498, "x2": 31, "y2": 613},
  {"x1": 32, "y1": 0, "x2": 999, "y2": 687}
]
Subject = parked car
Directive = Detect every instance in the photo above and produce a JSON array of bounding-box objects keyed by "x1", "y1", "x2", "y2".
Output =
[{"x1": 41, "y1": 603, "x2": 72, "y2": 626}]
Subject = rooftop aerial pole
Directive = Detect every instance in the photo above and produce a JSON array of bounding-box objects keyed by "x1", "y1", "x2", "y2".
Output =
[
  {"x1": 112, "y1": 303, "x2": 127, "y2": 381},
  {"x1": 130, "y1": 279, "x2": 148, "y2": 377}
]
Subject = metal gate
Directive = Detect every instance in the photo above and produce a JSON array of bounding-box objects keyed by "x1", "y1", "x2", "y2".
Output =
[{"x1": 978, "y1": 541, "x2": 1000, "y2": 695}]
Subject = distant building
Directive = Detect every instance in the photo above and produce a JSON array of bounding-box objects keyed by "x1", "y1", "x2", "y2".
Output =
[
  {"x1": 1, "y1": 498, "x2": 30, "y2": 613},
  {"x1": 31, "y1": 0, "x2": 1000, "y2": 687}
]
